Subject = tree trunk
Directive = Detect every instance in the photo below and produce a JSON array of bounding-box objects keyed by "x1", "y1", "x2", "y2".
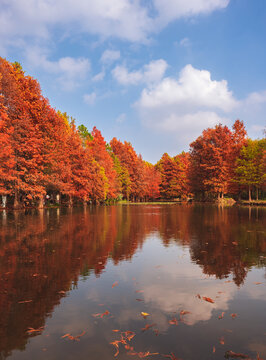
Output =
[
  {"x1": 13, "y1": 189, "x2": 20, "y2": 209},
  {"x1": 38, "y1": 197, "x2": 44, "y2": 209},
  {"x1": 248, "y1": 185, "x2": 252, "y2": 202},
  {"x1": 68, "y1": 195, "x2": 73, "y2": 207},
  {"x1": 1, "y1": 195, "x2": 7, "y2": 208}
]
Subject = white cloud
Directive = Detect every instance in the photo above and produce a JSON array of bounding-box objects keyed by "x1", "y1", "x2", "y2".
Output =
[
  {"x1": 135, "y1": 64, "x2": 236, "y2": 146},
  {"x1": 100, "y1": 50, "x2": 120, "y2": 64},
  {"x1": 180, "y1": 37, "x2": 191, "y2": 47},
  {"x1": 115, "y1": 113, "x2": 126, "y2": 123},
  {"x1": 137, "y1": 64, "x2": 237, "y2": 111},
  {"x1": 92, "y1": 71, "x2": 105, "y2": 82},
  {"x1": 26, "y1": 47, "x2": 91, "y2": 90},
  {"x1": 112, "y1": 59, "x2": 168, "y2": 86},
  {"x1": 153, "y1": 0, "x2": 230, "y2": 26},
  {"x1": 83, "y1": 92, "x2": 97, "y2": 105},
  {"x1": 0, "y1": 0, "x2": 231, "y2": 49},
  {"x1": 245, "y1": 90, "x2": 266, "y2": 105}
]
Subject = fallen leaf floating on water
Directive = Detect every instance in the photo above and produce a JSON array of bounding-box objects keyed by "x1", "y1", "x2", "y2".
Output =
[
  {"x1": 232, "y1": 242, "x2": 238, "y2": 246},
  {"x1": 169, "y1": 318, "x2": 178, "y2": 325},
  {"x1": 220, "y1": 337, "x2": 225, "y2": 345},
  {"x1": 112, "y1": 281, "x2": 118, "y2": 288},
  {"x1": 219, "y1": 312, "x2": 225, "y2": 319},
  {"x1": 225, "y1": 280, "x2": 233, "y2": 283},
  {"x1": 110, "y1": 340, "x2": 120, "y2": 357},
  {"x1": 253, "y1": 282, "x2": 262, "y2": 285},
  {"x1": 163, "y1": 353, "x2": 182, "y2": 360},
  {"x1": 92, "y1": 310, "x2": 110, "y2": 318},
  {"x1": 112, "y1": 329, "x2": 120, "y2": 332},
  {"x1": 141, "y1": 312, "x2": 150, "y2": 318},
  {"x1": 153, "y1": 329, "x2": 159, "y2": 336},
  {"x1": 123, "y1": 331, "x2": 135, "y2": 342},
  {"x1": 224, "y1": 350, "x2": 250, "y2": 359},
  {"x1": 27, "y1": 326, "x2": 44, "y2": 334},
  {"x1": 196, "y1": 294, "x2": 201, "y2": 299},
  {"x1": 142, "y1": 323, "x2": 156, "y2": 332},
  {"x1": 136, "y1": 290, "x2": 144, "y2": 293},
  {"x1": 61, "y1": 331, "x2": 85, "y2": 341},
  {"x1": 136, "y1": 298, "x2": 144, "y2": 302},
  {"x1": 231, "y1": 313, "x2": 238, "y2": 319},
  {"x1": 180, "y1": 310, "x2": 191, "y2": 316},
  {"x1": 202, "y1": 297, "x2": 215, "y2": 304}
]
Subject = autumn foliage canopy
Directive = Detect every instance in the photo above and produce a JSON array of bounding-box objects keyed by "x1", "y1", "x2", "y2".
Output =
[{"x1": 0, "y1": 58, "x2": 265, "y2": 207}]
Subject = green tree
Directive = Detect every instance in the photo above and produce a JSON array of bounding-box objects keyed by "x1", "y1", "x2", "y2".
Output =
[{"x1": 235, "y1": 139, "x2": 266, "y2": 201}]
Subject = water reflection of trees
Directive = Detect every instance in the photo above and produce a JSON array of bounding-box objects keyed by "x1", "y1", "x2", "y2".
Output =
[{"x1": 0, "y1": 205, "x2": 265, "y2": 358}]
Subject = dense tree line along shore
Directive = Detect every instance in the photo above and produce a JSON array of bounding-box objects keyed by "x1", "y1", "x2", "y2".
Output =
[{"x1": 0, "y1": 58, "x2": 265, "y2": 209}]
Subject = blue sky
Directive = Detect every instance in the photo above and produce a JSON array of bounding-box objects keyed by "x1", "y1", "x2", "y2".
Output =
[{"x1": 1, "y1": 0, "x2": 265, "y2": 163}]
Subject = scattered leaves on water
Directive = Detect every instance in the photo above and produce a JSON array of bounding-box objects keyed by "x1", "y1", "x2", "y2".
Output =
[
  {"x1": 202, "y1": 297, "x2": 215, "y2": 304},
  {"x1": 180, "y1": 310, "x2": 191, "y2": 316},
  {"x1": 231, "y1": 313, "x2": 238, "y2": 319},
  {"x1": 169, "y1": 318, "x2": 178, "y2": 325},
  {"x1": 219, "y1": 337, "x2": 225, "y2": 345},
  {"x1": 142, "y1": 323, "x2": 156, "y2": 332},
  {"x1": 163, "y1": 353, "x2": 181, "y2": 360},
  {"x1": 141, "y1": 312, "x2": 150, "y2": 318},
  {"x1": 61, "y1": 331, "x2": 85, "y2": 341},
  {"x1": 219, "y1": 312, "x2": 225, "y2": 319},
  {"x1": 27, "y1": 326, "x2": 44, "y2": 334},
  {"x1": 92, "y1": 310, "x2": 110, "y2": 318},
  {"x1": 224, "y1": 350, "x2": 250, "y2": 359}
]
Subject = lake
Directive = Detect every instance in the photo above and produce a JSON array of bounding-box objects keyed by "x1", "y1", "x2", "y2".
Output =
[{"x1": 0, "y1": 204, "x2": 265, "y2": 360}]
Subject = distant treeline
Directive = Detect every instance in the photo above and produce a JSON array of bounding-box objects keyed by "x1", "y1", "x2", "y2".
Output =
[{"x1": 0, "y1": 58, "x2": 265, "y2": 208}]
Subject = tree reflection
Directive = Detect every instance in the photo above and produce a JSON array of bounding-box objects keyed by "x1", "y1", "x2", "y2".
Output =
[{"x1": 0, "y1": 205, "x2": 265, "y2": 358}]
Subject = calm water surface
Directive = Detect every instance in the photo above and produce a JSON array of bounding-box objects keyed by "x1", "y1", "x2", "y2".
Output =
[{"x1": 0, "y1": 204, "x2": 265, "y2": 360}]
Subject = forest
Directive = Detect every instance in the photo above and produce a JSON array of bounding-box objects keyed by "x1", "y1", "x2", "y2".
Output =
[{"x1": 0, "y1": 57, "x2": 265, "y2": 209}]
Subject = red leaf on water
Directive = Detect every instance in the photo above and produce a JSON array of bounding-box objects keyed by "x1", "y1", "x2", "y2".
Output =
[
  {"x1": 112, "y1": 281, "x2": 118, "y2": 288},
  {"x1": 169, "y1": 318, "x2": 178, "y2": 325},
  {"x1": 136, "y1": 298, "x2": 144, "y2": 302},
  {"x1": 142, "y1": 323, "x2": 156, "y2": 332},
  {"x1": 220, "y1": 337, "x2": 225, "y2": 345},
  {"x1": 203, "y1": 297, "x2": 215, "y2": 304},
  {"x1": 224, "y1": 350, "x2": 250, "y2": 358},
  {"x1": 180, "y1": 310, "x2": 191, "y2": 316},
  {"x1": 231, "y1": 313, "x2": 237, "y2": 319},
  {"x1": 218, "y1": 312, "x2": 225, "y2": 319},
  {"x1": 110, "y1": 340, "x2": 120, "y2": 357},
  {"x1": 27, "y1": 326, "x2": 44, "y2": 334},
  {"x1": 61, "y1": 331, "x2": 85, "y2": 341},
  {"x1": 92, "y1": 310, "x2": 110, "y2": 318},
  {"x1": 163, "y1": 353, "x2": 181, "y2": 360},
  {"x1": 253, "y1": 282, "x2": 262, "y2": 285}
]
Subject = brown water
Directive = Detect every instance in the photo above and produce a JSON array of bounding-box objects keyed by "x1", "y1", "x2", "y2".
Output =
[{"x1": 0, "y1": 204, "x2": 265, "y2": 360}]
